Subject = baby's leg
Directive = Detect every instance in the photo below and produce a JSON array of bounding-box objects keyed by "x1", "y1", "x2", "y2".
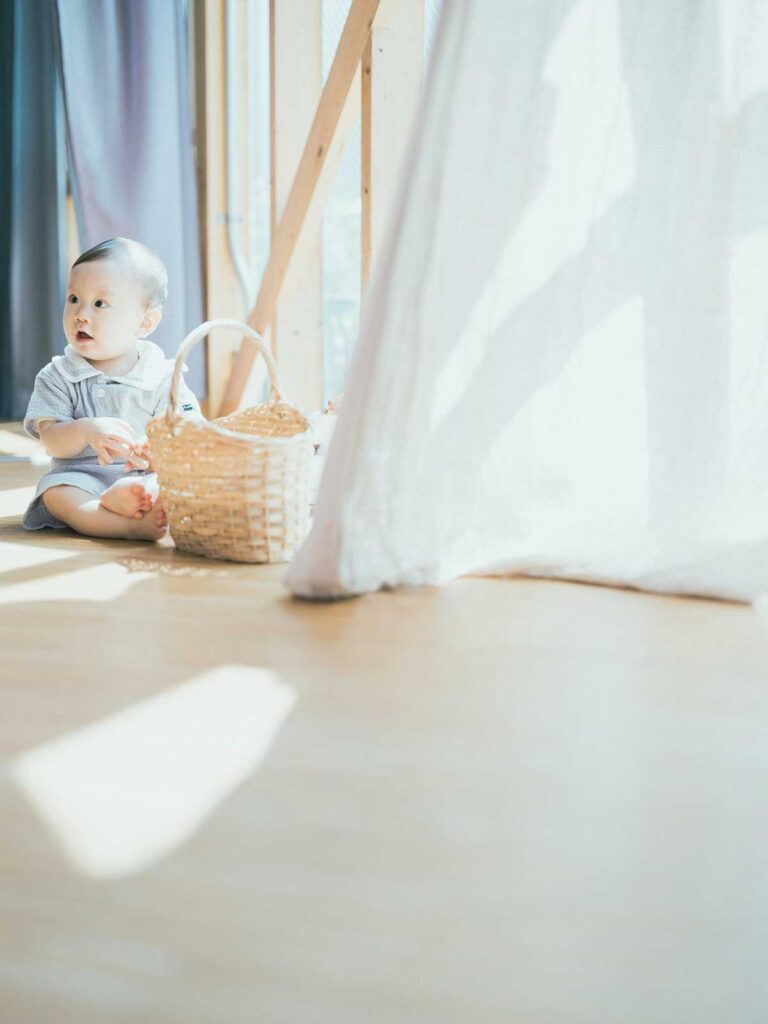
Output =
[
  {"x1": 43, "y1": 485, "x2": 167, "y2": 541},
  {"x1": 99, "y1": 473, "x2": 159, "y2": 519}
]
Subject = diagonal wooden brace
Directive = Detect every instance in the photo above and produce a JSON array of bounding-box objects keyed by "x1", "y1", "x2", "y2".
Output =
[{"x1": 218, "y1": 0, "x2": 382, "y2": 416}]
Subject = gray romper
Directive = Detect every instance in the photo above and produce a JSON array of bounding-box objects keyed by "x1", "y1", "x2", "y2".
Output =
[{"x1": 23, "y1": 340, "x2": 201, "y2": 530}]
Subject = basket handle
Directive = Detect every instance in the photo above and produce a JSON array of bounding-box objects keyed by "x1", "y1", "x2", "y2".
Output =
[{"x1": 167, "y1": 318, "x2": 283, "y2": 426}]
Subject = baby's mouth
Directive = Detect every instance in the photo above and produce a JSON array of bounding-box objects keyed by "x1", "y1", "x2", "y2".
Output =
[{"x1": 75, "y1": 329, "x2": 94, "y2": 342}]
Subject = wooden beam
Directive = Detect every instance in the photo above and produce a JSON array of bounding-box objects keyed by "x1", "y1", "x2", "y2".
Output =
[
  {"x1": 218, "y1": 0, "x2": 381, "y2": 416},
  {"x1": 199, "y1": 0, "x2": 249, "y2": 418},
  {"x1": 65, "y1": 191, "x2": 80, "y2": 269},
  {"x1": 190, "y1": 0, "x2": 209, "y2": 415},
  {"x1": 361, "y1": 0, "x2": 423, "y2": 290},
  {"x1": 268, "y1": 0, "x2": 322, "y2": 413}
]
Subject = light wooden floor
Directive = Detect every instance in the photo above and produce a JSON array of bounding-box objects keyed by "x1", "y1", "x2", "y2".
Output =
[{"x1": 2, "y1": 426, "x2": 768, "y2": 1022}]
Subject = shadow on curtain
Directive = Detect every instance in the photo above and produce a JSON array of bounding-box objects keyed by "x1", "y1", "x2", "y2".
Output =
[{"x1": 287, "y1": 0, "x2": 768, "y2": 605}]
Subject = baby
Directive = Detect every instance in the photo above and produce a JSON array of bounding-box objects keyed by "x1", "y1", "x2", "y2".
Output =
[{"x1": 22, "y1": 237, "x2": 200, "y2": 541}]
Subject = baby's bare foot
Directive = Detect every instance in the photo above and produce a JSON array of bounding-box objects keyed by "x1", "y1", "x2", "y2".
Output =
[
  {"x1": 100, "y1": 477, "x2": 154, "y2": 519},
  {"x1": 128, "y1": 502, "x2": 168, "y2": 542}
]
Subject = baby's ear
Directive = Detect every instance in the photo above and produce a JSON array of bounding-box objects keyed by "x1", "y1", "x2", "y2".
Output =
[{"x1": 140, "y1": 306, "x2": 162, "y2": 336}]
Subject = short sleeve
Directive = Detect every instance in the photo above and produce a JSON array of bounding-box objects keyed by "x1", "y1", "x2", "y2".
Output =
[
  {"x1": 23, "y1": 365, "x2": 75, "y2": 439},
  {"x1": 153, "y1": 375, "x2": 203, "y2": 420}
]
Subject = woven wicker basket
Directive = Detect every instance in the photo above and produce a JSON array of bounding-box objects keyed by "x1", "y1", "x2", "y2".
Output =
[{"x1": 147, "y1": 319, "x2": 313, "y2": 564}]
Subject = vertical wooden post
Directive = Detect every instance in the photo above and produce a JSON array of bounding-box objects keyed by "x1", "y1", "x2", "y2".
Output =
[
  {"x1": 65, "y1": 191, "x2": 80, "y2": 269},
  {"x1": 190, "y1": 0, "x2": 209, "y2": 412},
  {"x1": 361, "y1": 0, "x2": 423, "y2": 290},
  {"x1": 269, "y1": 0, "x2": 323, "y2": 412},
  {"x1": 198, "y1": 0, "x2": 249, "y2": 418}
]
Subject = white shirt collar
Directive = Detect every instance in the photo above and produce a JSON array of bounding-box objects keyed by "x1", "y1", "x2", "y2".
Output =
[{"x1": 51, "y1": 339, "x2": 175, "y2": 392}]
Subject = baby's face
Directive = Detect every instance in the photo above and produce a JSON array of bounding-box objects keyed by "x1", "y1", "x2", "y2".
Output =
[{"x1": 63, "y1": 259, "x2": 157, "y2": 363}]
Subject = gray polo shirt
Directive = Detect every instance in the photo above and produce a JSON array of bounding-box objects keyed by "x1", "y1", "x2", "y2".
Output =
[
  {"x1": 21, "y1": 340, "x2": 203, "y2": 529},
  {"x1": 24, "y1": 339, "x2": 200, "y2": 454}
]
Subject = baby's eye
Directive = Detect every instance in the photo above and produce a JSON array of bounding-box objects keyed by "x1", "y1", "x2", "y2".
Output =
[
  {"x1": 68, "y1": 294, "x2": 78, "y2": 304},
  {"x1": 94, "y1": 299, "x2": 108, "y2": 308}
]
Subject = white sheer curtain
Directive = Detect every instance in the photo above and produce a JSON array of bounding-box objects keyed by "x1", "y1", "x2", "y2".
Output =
[{"x1": 287, "y1": 0, "x2": 768, "y2": 605}]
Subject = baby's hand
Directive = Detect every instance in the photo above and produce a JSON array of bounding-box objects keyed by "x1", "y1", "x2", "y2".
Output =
[
  {"x1": 124, "y1": 440, "x2": 152, "y2": 472},
  {"x1": 84, "y1": 417, "x2": 137, "y2": 465}
]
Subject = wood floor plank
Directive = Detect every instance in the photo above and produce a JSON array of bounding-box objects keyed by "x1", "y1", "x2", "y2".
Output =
[{"x1": 2, "y1": 456, "x2": 767, "y2": 1022}]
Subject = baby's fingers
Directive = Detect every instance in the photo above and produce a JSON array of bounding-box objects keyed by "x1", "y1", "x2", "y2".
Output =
[
  {"x1": 104, "y1": 419, "x2": 135, "y2": 436},
  {"x1": 107, "y1": 435, "x2": 133, "y2": 454}
]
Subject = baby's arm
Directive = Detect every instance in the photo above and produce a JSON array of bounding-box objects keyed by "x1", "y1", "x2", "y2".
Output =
[{"x1": 38, "y1": 417, "x2": 136, "y2": 464}]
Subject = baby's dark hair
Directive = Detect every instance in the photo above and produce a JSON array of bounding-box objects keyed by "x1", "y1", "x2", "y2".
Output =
[{"x1": 73, "y1": 237, "x2": 168, "y2": 309}]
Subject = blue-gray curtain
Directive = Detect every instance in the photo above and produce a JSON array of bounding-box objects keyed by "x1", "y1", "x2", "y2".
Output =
[
  {"x1": 1, "y1": 0, "x2": 205, "y2": 419},
  {"x1": 1, "y1": 0, "x2": 66, "y2": 421},
  {"x1": 54, "y1": 0, "x2": 205, "y2": 393},
  {"x1": 0, "y1": 0, "x2": 13, "y2": 419}
]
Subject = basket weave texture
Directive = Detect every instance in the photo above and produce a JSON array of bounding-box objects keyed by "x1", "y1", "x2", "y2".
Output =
[{"x1": 147, "y1": 319, "x2": 313, "y2": 564}]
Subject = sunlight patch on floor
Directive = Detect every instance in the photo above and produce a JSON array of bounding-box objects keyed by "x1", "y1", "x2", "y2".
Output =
[
  {"x1": 0, "y1": 540, "x2": 83, "y2": 575},
  {"x1": 0, "y1": 487, "x2": 38, "y2": 518},
  {"x1": 0, "y1": 428, "x2": 49, "y2": 461},
  {"x1": 0, "y1": 560, "x2": 155, "y2": 605},
  {"x1": 10, "y1": 665, "x2": 296, "y2": 879}
]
